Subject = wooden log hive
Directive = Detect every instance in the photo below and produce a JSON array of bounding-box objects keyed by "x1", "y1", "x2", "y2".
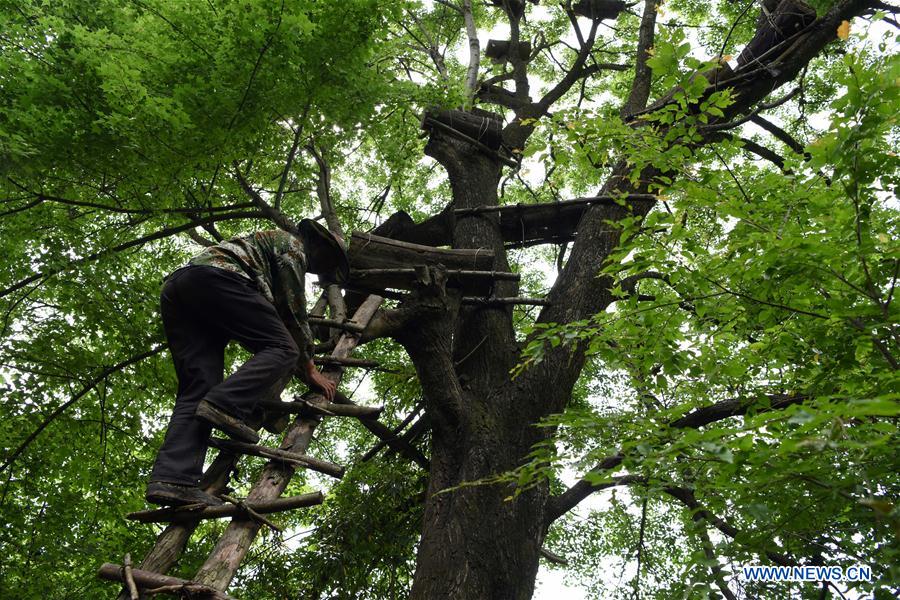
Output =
[
  {"x1": 485, "y1": 39, "x2": 532, "y2": 64},
  {"x1": 572, "y1": 0, "x2": 627, "y2": 21},
  {"x1": 421, "y1": 108, "x2": 504, "y2": 151}
]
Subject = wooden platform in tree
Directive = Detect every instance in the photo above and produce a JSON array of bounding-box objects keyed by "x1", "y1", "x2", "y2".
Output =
[
  {"x1": 454, "y1": 194, "x2": 657, "y2": 248},
  {"x1": 346, "y1": 232, "x2": 517, "y2": 295}
]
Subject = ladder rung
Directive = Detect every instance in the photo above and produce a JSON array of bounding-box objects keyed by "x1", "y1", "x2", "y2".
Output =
[
  {"x1": 314, "y1": 356, "x2": 382, "y2": 369},
  {"x1": 307, "y1": 316, "x2": 366, "y2": 333},
  {"x1": 257, "y1": 397, "x2": 383, "y2": 419},
  {"x1": 209, "y1": 438, "x2": 344, "y2": 479},
  {"x1": 127, "y1": 491, "x2": 324, "y2": 523},
  {"x1": 98, "y1": 563, "x2": 237, "y2": 599}
]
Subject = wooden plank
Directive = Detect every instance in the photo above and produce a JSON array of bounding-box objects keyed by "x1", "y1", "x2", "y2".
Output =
[
  {"x1": 461, "y1": 296, "x2": 551, "y2": 306},
  {"x1": 349, "y1": 268, "x2": 519, "y2": 296},
  {"x1": 453, "y1": 194, "x2": 657, "y2": 217},
  {"x1": 314, "y1": 356, "x2": 382, "y2": 369},
  {"x1": 99, "y1": 564, "x2": 236, "y2": 600},
  {"x1": 127, "y1": 492, "x2": 324, "y2": 524},
  {"x1": 348, "y1": 231, "x2": 494, "y2": 272},
  {"x1": 454, "y1": 195, "x2": 657, "y2": 248},
  {"x1": 192, "y1": 295, "x2": 384, "y2": 591}
]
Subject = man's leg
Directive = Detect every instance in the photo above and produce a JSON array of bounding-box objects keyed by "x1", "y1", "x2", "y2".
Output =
[
  {"x1": 149, "y1": 268, "x2": 226, "y2": 486},
  {"x1": 169, "y1": 266, "x2": 300, "y2": 421}
]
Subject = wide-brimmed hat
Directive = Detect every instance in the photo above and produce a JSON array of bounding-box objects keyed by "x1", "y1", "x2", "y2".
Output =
[{"x1": 297, "y1": 219, "x2": 350, "y2": 284}]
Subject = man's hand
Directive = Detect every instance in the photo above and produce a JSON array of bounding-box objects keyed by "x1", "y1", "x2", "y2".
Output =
[{"x1": 303, "y1": 359, "x2": 336, "y2": 401}]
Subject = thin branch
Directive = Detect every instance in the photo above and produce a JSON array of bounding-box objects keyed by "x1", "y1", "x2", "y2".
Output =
[
  {"x1": 274, "y1": 112, "x2": 308, "y2": 210},
  {"x1": 434, "y1": 0, "x2": 463, "y2": 14},
  {"x1": 694, "y1": 520, "x2": 739, "y2": 600},
  {"x1": 462, "y1": 0, "x2": 480, "y2": 102},
  {"x1": 6, "y1": 178, "x2": 255, "y2": 216},
  {"x1": 0, "y1": 345, "x2": 166, "y2": 474},
  {"x1": 226, "y1": 0, "x2": 285, "y2": 131},
  {"x1": 546, "y1": 394, "x2": 807, "y2": 522},
  {"x1": 700, "y1": 87, "x2": 801, "y2": 132},
  {"x1": 750, "y1": 114, "x2": 806, "y2": 155},
  {"x1": 231, "y1": 163, "x2": 298, "y2": 233},
  {"x1": 0, "y1": 210, "x2": 265, "y2": 299}
]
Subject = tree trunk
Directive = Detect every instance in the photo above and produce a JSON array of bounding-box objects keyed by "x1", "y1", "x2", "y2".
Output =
[{"x1": 404, "y1": 135, "x2": 547, "y2": 599}]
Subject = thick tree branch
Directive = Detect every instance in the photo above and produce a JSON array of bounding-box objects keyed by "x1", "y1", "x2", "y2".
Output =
[
  {"x1": 274, "y1": 116, "x2": 307, "y2": 210},
  {"x1": 663, "y1": 485, "x2": 793, "y2": 566},
  {"x1": 737, "y1": 136, "x2": 788, "y2": 170},
  {"x1": 307, "y1": 144, "x2": 345, "y2": 239},
  {"x1": 185, "y1": 228, "x2": 217, "y2": 247},
  {"x1": 536, "y1": 17, "x2": 601, "y2": 112},
  {"x1": 622, "y1": 0, "x2": 659, "y2": 116},
  {"x1": 5, "y1": 178, "x2": 255, "y2": 216},
  {"x1": 521, "y1": 0, "x2": 876, "y2": 426},
  {"x1": 546, "y1": 394, "x2": 807, "y2": 522}
]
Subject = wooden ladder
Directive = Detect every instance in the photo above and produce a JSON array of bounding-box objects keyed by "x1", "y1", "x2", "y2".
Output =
[{"x1": 98, "y1": 293, "x2": 423, "y2": 599}]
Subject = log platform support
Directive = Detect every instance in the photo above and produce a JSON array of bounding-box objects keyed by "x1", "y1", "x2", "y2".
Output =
[{"x1": 255, "y1": 396, "x2": 383, "y2": 419}]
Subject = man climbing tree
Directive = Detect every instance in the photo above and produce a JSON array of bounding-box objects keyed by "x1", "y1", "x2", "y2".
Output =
[
  {"x1": 0, "y1": 0, "x2": 897, "y2": 599},
  {"x1": 147, "y1": 222, "x2": 348, "y2": 507}
]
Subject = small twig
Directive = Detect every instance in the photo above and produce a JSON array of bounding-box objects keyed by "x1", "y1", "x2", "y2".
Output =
[
  {"x1": 220, "y1": 494, "x2": 283, "y2": 533},
  {"x1": 123, "y1": 554, "x2": 139, "y2": 600}
]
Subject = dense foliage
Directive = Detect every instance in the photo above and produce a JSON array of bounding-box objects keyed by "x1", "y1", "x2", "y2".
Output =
[{"x1": 0, "y1": 0, "x2": 897, "y2": 598}]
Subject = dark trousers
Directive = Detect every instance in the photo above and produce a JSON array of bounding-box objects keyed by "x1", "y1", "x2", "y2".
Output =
[{"x1": 150, "y1": 265, "x2": 299, "y2": 486}]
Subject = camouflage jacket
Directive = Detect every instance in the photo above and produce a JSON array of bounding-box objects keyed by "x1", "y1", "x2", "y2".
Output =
[{"x1": 189, "y1": 229, "x2": 315, "y2": 363}]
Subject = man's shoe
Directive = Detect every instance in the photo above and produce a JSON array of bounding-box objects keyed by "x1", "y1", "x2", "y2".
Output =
[
  {"x1": 195, "y1": 399, "x2": 260, "y2": 444},
  {"x1": 145, "y1": 481, "x2": 224, "y2": 507},
  {"x1": 251, "y1": 404, "x2": 291, "y2": 435}
]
